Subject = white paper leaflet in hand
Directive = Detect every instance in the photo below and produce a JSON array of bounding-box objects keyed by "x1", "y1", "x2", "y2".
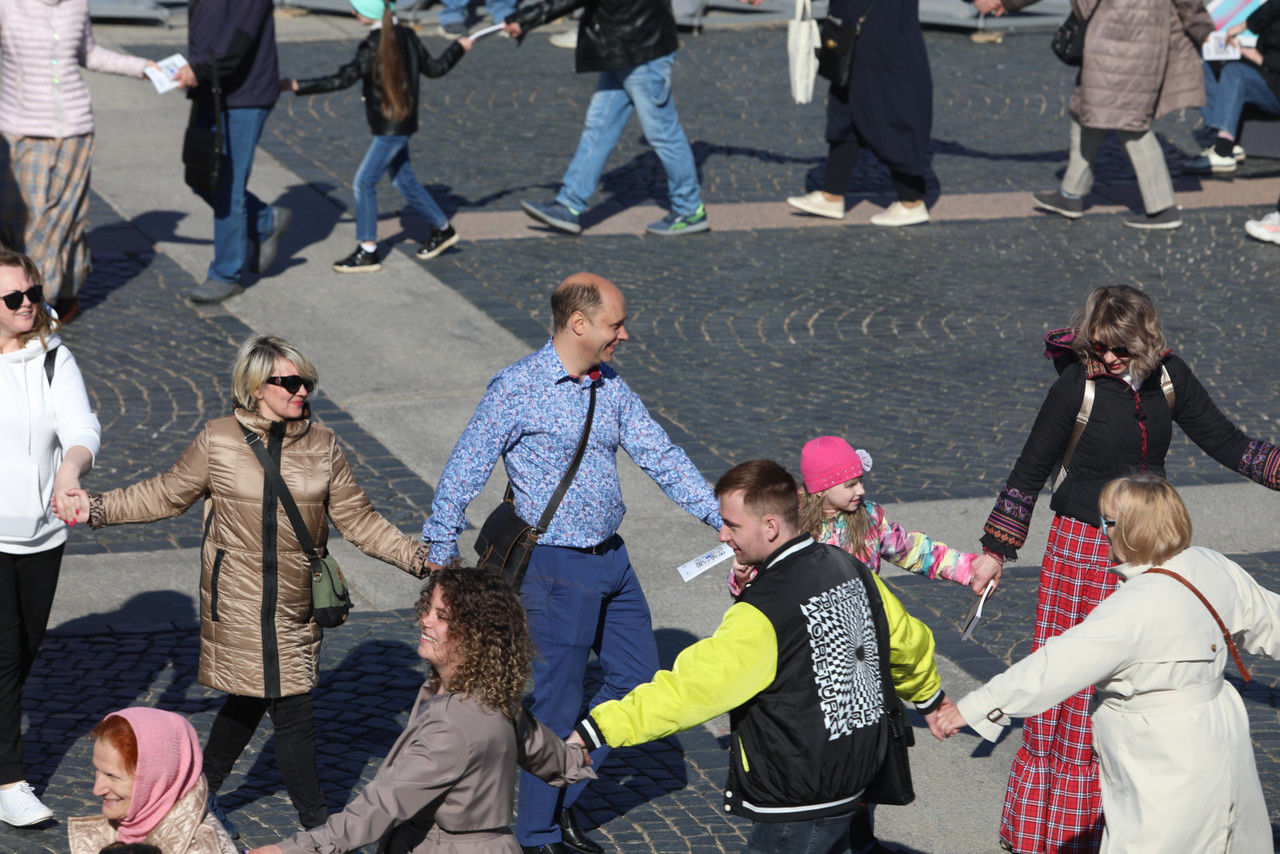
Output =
[
  {"x1": 146, "y1": 53, "x2": 187, "y2": 94},
  {"x1": 677, "y1": 543, "x2": 734, "y2": 582},
  {"x1": 470, "y1": 23, "x2": 506, "y2": 40},
  {"x1": 960, "y1": 580, "x2": 996, "y2": 642}
]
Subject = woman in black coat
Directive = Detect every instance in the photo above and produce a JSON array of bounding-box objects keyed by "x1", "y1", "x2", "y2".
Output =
[{"x1": 786, "y1": 0, "x2": 933, "y2": 226}]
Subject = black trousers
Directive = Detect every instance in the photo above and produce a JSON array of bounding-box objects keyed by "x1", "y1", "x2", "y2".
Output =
[
  {"x1": 0, "y1": 545, "x2": 63, "y2": 785},
  {"x1": 202, "y1": 691, "x2": 327, "y2": 829},
  {"x1": 822, "y1": 138, "x2": 927, "y2": 203}
]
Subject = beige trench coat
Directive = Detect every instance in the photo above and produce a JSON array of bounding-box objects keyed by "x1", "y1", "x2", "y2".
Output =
[
  {"x1": 67, "y1": 776, "x2": 237, "y2": 854},
  {"x1": 958, "y1": 547, "x2": 1280, "y2": 852},
  {"x1": 278, "y1": 684, "x2": 596, "y2": 854},
  {"x1": 1006, "y1": 0, "x2": 1213, "y2": 131},
  {"x1": 90, "y1": 409, "x2": 429, "y2": 698}
]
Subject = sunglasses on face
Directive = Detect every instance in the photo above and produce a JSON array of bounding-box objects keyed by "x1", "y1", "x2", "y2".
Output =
[
  {"x1": 1091, "y1": 340, "x2": 1133, "y2": 359},
  {"x1": 1, "y1": 285, "x2": 41, "y2": 311},
  {"x1": 1099, "y1": 516, "x2": 1116, "y2": 537},
  {"x1": 265, "y1": 375, "x2": 315, "y2": 394}
]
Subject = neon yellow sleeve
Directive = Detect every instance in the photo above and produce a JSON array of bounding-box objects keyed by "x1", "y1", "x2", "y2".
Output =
[
  {"x1": 872, "y1": 573, "x2": 943, "y2": 706},
  {"x1": 589, "y1": 603, "x2": 777, "y2": 748}
]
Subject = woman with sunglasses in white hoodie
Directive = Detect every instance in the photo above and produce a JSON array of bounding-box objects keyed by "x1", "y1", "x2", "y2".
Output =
[{"x1": 0, "y1": 248, "x2": 100, "y2": 828}]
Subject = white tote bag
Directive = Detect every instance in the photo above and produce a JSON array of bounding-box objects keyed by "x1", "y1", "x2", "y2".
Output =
[{"x1": 787, "y1": 0, "x2": 820, "y2": 105}]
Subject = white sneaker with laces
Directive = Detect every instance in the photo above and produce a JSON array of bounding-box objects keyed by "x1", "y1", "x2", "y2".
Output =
[
  {"x1": 786, "y1": 190, "x2": 845, "y2": 219},
  {"x1": 1184, "y1": 147, "x2": 1237, "y2": 173},
  {"x1": 0, "y1": 782, "x2": 53, "y2": 827},
  {"x1": 869, "y1": 201, "x2": 930, "y2": 227},
  {"x1": 1244, "y1": 210, "x2": 1280, "y2": 245}
]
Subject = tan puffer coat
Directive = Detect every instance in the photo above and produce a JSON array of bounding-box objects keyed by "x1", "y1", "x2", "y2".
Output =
[
  {"x1": 1007, "y1": 0, "x2": 1213, "y2": 131},
  {"x1": 90, "y1": 409, "x2": 428, "y2": 698},
  {"x1": 67, "y1": 775, "x2": 238, "y2": 854}
]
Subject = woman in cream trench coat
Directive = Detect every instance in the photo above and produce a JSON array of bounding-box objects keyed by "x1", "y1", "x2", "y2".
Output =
[{"x1": 938, "y1": 474, "x2": 1280, "y2": 852}]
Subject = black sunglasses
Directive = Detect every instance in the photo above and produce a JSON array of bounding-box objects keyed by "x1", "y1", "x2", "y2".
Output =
[
  {"x1": 1091, "y1": 340, "x2": 1133, "y2": 359},
  {"x1": 1, "y1": 285, "x2": 42, "y2": 311},
  {"x1": 265, "y1": 375, "x2": 315, "y2": 394}
]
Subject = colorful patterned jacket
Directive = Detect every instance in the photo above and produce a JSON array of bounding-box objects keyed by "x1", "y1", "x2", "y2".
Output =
[{"x1": 816, "y1": 500, "x2": 975, "y2": 587}]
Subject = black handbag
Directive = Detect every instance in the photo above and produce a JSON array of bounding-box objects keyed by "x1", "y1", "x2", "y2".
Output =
[
  {"x1": 815, "y1": 0, "x2": 878, "y2": 88},
  {"x1": 852, "y1": 559, "x2": 916, "y2": 806},
  {"x1": 182, "y1": 58, "x2": 225, "y2": 196},
  {"x1": 1051, "y1": 0, "x2": 1106, "y2": 67},
  {"x1": 242, "y1": 426, "x2": 353, "y2": 628},
  {"x1": 474, "y1": 384, "x2": 596, "y2": 590}
]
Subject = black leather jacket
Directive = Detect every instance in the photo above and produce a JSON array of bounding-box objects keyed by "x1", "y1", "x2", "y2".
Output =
[
  {"x1": 294, "y1": 25, "x2": 464, "y2": 136},
  {"x1": 509, "y1": 0, "x2": 678, "y2": 73}
]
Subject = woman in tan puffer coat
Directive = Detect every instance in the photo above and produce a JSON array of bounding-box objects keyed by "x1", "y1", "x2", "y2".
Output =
[
  {"x1": 61, "y1": 334, "x2": 430, "y2": 833},
  {"x1": 977, "y1": 0, "x2": 1213, "y2": 229}
]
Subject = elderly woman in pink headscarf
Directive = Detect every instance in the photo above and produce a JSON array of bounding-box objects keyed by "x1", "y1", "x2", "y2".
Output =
[{"x1": 67, "y1": 708, "x2": 236, "y2": 854}]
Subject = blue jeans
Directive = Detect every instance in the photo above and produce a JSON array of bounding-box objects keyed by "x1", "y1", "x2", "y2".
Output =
[
  {"x1": 557, "y1": 52, "x2": 702, "y2": 217},
  {"x1": 1202, "y1": 60, "x2": 1280, "y2": 135},
  {"x1": 743, "y1": 811, "x2": 855, "y2": 854},
  {"x1": 194, "y1": 105, "x2": 275, "y2": 285},
  {"x1": 354, "y1": 135, "x2": 447, "y2": 242},
  {"x1": 514, "y1": 537, "x2": 660, "y2": 847},
  {"x1": 438, "y1": 0, "x2": 515, "y2": 26}
]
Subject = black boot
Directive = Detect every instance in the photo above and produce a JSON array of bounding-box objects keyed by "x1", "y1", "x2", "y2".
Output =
[{"x1": 556, "y1": 806, "x2": 603, "y2": 854}]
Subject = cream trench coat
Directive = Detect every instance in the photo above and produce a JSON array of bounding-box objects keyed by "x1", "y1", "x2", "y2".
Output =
[{"x1": 957, "y1": 546, "x2": 1280, "y2": 853}]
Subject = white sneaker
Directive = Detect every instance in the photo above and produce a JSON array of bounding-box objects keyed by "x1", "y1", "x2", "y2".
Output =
[
  {"x1": 1184, "y1": 147, "x2": 1237, "y2": 174},
  {"x1": 550, "y1": 28, "x2": 577, "y2": 48},
  {"x1": 0, "y1": 782, "x2": 53, "y2": 827},
  {"x1": 870, "y1": 201, "x2": 930, "y2": 227},
  {"x1": 1244, "y1": 210, "x2": 1280, "y2": 245},
  {"x1": 786, "y1": 190, "x2": 845, "y2": 219}
]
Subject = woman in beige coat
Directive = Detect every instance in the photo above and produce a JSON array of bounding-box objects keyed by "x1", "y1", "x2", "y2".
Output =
[
  {"x1": 977, "y1": 0, "x2": 1213, "y2": 229},
  {"x1": 249, "y1": 568, "x2": 595, "y2": 854},
  {"x1": 938, "y1": 474, "x2": 1280, "y2": 852},
  {"x1": 60, "y1": 334, "x2": 430, "y2": 834}
]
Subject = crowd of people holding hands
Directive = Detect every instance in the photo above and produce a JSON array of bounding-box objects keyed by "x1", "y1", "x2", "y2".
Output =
[{"x1": 4, "y1": 0, "x2": 1280, "y2": 852}]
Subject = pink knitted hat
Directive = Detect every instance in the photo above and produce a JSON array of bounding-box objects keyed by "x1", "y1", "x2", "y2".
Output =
[
  {"x1": 800, "y1": 436, "x2": 873, "y2": 493},
  {"x1": 107, "y1": 708, "x2": 202, "y2": 844}
]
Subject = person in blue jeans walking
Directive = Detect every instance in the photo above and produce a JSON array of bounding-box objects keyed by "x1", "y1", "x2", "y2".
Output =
[
  {"x1": 282, "y1": 0, "x2": 471, "y2": 272},
  {"x1": 1188, "y1": 0, "x2": 1280, "y2": 174},
  {"x1": 421, "y1": 273, "x2": 722, "y2": 854},
  {"x1": 503, "y1": 0, "x2": 709, "y2": 237},
  {"x1": 176, "y1": 0, "x2": 293, "y2": 304}
]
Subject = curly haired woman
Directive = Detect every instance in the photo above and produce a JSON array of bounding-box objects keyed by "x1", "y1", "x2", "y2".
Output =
[{"x1": 249, "y1": 568, "x2": 596, "y2": 854}]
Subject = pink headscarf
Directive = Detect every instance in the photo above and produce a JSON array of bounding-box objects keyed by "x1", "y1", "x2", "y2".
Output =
[{"x1": 104, "y1": 707, "x2": 202, "y2": 844}]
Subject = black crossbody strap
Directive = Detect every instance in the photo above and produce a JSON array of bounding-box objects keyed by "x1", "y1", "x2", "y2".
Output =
[
  {"x1": 531, "y1": 383, "x2": 596, "y2": 534},
  {"x1": 241, "y1": 425, "x2": 321, "y2": 561}
]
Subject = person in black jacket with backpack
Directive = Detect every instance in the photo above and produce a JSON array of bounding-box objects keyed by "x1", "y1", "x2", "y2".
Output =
[
  {"x1": 282, "y1": 0, "x2": 471, "y2": 272},
  {"x1": 503, "y1": 0, "x2": 709, "y2": 237}
]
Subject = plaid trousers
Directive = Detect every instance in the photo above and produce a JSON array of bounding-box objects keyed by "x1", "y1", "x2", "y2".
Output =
[
  {"x1": 0, "y1": 133, "x2": 94, "y2": 302},
  {"x1": 1000, "y1": 514, "x2": 1115, "y2": 853}
]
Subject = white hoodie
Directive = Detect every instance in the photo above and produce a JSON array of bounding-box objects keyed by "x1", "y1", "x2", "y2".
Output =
[{"x1": 0, "y1": 330, "x2": 100, "y2": 553}]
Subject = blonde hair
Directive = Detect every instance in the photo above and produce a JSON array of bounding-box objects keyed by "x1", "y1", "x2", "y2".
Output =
[
  {"x1": 230, "y1": 335, "x2": 318, "y2": 412},
  {"x1": 798, "y1": 487, "x2": 872, "y2": 559},
  {"x1": 1098, "y1": 474, "x2": 1192, "y2": 565},
  {"x1": 1071, "y1": 284, "x2": 1166, "y2": 382},
  {"x1": 0, "y1": 249, "x2": 59, "y2": 349}
]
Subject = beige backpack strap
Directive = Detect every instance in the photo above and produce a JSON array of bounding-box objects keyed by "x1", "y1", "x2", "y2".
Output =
[
  {"x1": 1054, "y1": 379, "x2": 1095, "y2": 490},
  {"x1": 1160, "y1": 364, "x2": 1175, "y2": 412}
]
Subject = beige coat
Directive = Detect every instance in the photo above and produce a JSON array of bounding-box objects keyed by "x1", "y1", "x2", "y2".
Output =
[
  {"x1": 278, "y1": 684, "x2": 595, "y2": 854},
  {"x1": 1007, "y1": 0, "x2": 1213, "y2": 131},
  {"x1": 67, "y1": 775, "x2": 237, "y2": 854},
  {"x1": 90, "y1": 409, "x2": 428, "y2": 697},
  {"x1": 958, "y1": 547, "x2": 1280, "y2": 852}
]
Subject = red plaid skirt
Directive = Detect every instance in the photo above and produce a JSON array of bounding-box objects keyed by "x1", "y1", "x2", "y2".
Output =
[{"x1": 1000, "y1": 515, "x2": 1116, "y2": 853}]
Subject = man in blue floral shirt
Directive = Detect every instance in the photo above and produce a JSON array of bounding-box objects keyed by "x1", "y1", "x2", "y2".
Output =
[{"x1": 421, "y1": 272, "x2": 721, "y2": 854}]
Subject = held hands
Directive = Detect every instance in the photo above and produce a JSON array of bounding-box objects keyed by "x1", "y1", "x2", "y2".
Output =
[
  {"x1": 974, "y1": 0, "x2": 1007, "y2": 15},
  {"x1": 727, "y1": 561, "x2": 758, "y2": 596},
  {"x1": 51, "y1": 487, "x2": 90, "y2": 526},
  {"x1": 968, "y1": 552, "x2": 1003, "y2": 595},
  {"x1": 566, "y1": 730, "x2": 593, "y2": 765},
  {"x1": 932, "y1": 697, "x2": 968, "y2": 739}
]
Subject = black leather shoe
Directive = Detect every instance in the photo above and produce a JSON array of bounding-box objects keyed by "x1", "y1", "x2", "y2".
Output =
[
  {"x1": 556, "y1": 807, "x2": 603, "y2": 854},
  {"x1": 522, "y1": 845, "x2": 573, "y2": 854}
]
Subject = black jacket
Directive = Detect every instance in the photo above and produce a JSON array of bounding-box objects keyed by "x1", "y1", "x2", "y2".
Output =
[
  {"x1": 1248, "y1": 0, "x2": 1280, "y2": 101},
  {"x1": 294, "y1": 26, "x2": 464, "y2": 136},
  {"x1": 982, "y1": 336, "x2": 1280, "y2": 559},
  {"x1": 188, "y1": 0, "x2": 279, "y2": 110},
  {"x1": 509, "y1": 0, "x2": 678, "y2": 73}
]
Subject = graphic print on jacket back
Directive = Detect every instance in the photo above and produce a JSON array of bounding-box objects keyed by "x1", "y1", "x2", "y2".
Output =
[{"x1": 801, "y1": 577, "x2": 882, "y2": 739}]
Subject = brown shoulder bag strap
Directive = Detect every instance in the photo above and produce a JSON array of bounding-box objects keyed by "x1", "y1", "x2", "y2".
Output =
[{"x1": 1146, "y1": 567, "x2": 1250, "y2": 682}]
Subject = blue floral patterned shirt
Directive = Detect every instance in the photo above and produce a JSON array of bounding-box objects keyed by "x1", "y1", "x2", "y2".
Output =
[{"x1": 422, "y1": 340, "x2": 721, "y2": 563}]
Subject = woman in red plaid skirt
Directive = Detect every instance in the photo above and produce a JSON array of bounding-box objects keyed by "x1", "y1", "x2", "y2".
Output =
[{"x1": 966, "y1": 284, "x2": 1280, "y2": 853}]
